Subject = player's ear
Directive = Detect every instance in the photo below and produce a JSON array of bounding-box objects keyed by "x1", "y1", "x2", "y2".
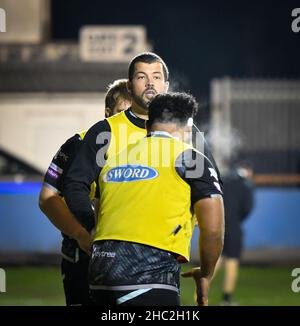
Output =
[
  {"x1": 165, "y1": 81, "x2": 169, "y2": 93},
  {"x1": 126, "y1": 80, "x2": 132, "y2": 94},
  {"x1": 105, "y1": 107, "x2": 112, "y2": 118}
]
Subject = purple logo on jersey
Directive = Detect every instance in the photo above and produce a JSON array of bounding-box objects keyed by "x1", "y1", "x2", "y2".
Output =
[{"x1": 47, "y1": 168, "x2": 59, "y2": 180}]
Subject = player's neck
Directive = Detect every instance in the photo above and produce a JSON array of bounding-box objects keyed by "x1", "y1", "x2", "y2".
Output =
[
  {"x1": 151, "y1": 123, "x2": 177, "y2": 134},
  {"x1": 150, "y1": 123, "x2": 188, "y2": 142},
  {"x1": 131, "y1": 102, "x2": 149, "y2": 120}
]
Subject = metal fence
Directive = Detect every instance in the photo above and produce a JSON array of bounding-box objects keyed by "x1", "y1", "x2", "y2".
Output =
[{"x1": 210, "y1": 78, "x2": 300, "y2": 185}]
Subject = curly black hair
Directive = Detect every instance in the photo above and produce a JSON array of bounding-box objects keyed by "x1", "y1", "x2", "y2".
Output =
[{"x1": 147, "y1": 92, "x2": 198, "y2": 129}]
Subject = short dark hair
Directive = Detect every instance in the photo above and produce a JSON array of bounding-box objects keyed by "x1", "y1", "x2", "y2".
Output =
[
  {"x1": 128, "y1": 52, "x2": 169, "y2": 81},
  {"x1": 105, "y1": 79, "x2": 131, "y2": 109},
  {"x1": 147, "y1": 92, "x2": 198, "y2": 129}
]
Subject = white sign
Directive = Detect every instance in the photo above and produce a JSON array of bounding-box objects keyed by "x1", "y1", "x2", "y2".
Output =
[
  {"x1": 80, "y1": 26, "x2": 150, "y2": 62},
  {"x1": 0, "y1": 268, "x2": 5, "y2": 292},
  {"x1": 0, "y1": 8, "x2": 6, "y2": 32}
]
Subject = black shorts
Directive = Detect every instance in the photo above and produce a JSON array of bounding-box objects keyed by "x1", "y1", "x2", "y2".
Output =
[
  {"x1": 61, "y1": 252, "x2": 91, "y2": 306},
  {"x1": 222, "y1": 228, "x2": 243, "y2": 259},
  {"x1": 89, "y1": 240, "x2": 181, "y2": 306}
]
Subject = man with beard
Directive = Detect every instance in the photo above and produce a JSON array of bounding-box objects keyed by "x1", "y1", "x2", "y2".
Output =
[{"x1": 63, "y1": 52, "x2": 169, "y2": 254}]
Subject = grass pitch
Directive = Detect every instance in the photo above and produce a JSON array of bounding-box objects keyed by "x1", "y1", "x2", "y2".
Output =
[{"x1": 0, "y1": 265, "x2": 299, "y2": 306}]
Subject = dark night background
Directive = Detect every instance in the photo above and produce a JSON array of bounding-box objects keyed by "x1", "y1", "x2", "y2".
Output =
[{"x1": 51, "y1": 0, "x2": 300, "y2": 102}]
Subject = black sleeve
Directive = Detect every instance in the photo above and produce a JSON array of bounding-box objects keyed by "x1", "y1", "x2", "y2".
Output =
[
  {"x1": 43, "y1": 134, "x2": 82, "y2": 195},
  {"x1": 63, "y1": 120, "x2": 111, "y2": 228},
  {"x1": 192, "y1": 131, "x2": 223, "y2": 189},
  {"x1": 175, "y1": 148, "x2": 223, "y2": 206},
  {"x1": 203, "y1": 139, "x2": 223, "y2": 188},
  {"x1": 95, "y1": 182, "x2": 100, "y2": 199}
]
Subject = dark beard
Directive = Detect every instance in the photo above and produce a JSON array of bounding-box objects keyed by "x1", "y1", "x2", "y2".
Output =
[{"x1": 131, "y1": 93, "x2": 150, "y2": 112}]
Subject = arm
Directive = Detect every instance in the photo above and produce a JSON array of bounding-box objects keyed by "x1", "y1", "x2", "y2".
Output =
[
  {"x1": 194, "y1": 196, "x2": 224, "y2": 305},
  {"x1": 63, "y1": 120, "x2": 110, "y2": 228},
  {"x1": 195, "y1": 196, "x2": 224, "y2": 279},
  {"x1": 178, "y1": 148, "x2": 224, "y2": 306},
  {"x1": 39, "y1": 186, "x2": 92, "y2": 254},
  {"x1": 38, "y1": 135, "x2": 93, "y2": 254},
  {"x1": 182, "y1": 197, "x2": 224, "y2": 306}
]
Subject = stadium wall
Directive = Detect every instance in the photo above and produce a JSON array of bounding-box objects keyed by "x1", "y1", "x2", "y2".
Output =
[
  {"x1": 0, "y1": 182, "x2": 300, "y2": 255},
  {"x1": 0, "y1": 93, "x2": 106, "y2": 172}
]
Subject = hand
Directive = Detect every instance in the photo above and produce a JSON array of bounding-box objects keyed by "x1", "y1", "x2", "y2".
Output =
[
  {"x1": 74, "y1": 227, "x2": 93, "y2": 255},
  {"x1": 181, "y1": 267, "x2": 210, "y2": 306}
]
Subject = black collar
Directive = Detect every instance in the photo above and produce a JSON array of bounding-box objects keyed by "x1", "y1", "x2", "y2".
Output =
[{"x1": 125, "y1": 108, "x2": 146, "y2": 129}]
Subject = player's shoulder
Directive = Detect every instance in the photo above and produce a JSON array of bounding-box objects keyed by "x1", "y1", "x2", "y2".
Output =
[
  {"x1": 60, "y1": 133, "x2": 82, "y2": 152},
  {"x1": 106, "y1": 109, "x2": 130, "y2": 126},
  {"x1": 85, "y1": 118, "x2": 111, "y2": 136},
  {"x1": 106, "y1": 109, "x2": 145, "y2": 130},
  {"x1": 106, "y1": 110, "x2": 126, "y2": 121},
  {"x1": 177, "y1": 147, "x2": 212, "y2": 166},
  {"x1": 52, "y1": 134, "x2": 83, "y2": 164}
]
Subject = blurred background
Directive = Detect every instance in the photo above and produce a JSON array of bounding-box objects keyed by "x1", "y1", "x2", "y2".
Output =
[{"x1": 0, "y1": 0, "x2": 299, "y2": 305}]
